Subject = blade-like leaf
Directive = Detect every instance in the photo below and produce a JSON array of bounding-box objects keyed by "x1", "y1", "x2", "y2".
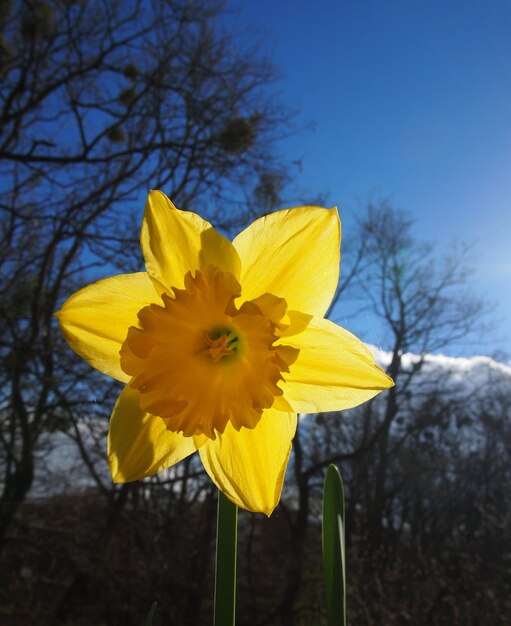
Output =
[
  {"x1": 214, "y1": 491, "x2": 238, "y2": 626},
  {"x1": 322, "y1": 464, "x2": 346, "y2": 626},
  {"x1": 143, "y1": 601, "x2": 158, "y2": 626}
]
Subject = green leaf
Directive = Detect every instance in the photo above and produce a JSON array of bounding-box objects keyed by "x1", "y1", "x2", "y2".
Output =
[
  {"x1": 143, "y1": 601, "x2": 158, "y2": 626},
  {"x1": 214, "y1": 491, "x2": 238, "y2": 626},
  {"x1": 322, "y1": 464, "x2": 346, "y2": 626}
]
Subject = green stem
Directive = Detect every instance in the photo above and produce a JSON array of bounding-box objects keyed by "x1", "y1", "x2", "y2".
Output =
[
  {"x1": 214, "y1": 491, "x2": 238, "y2": 626},
  {"x1": 322, "y1": 464, "x2": 346, "y2": 626}
]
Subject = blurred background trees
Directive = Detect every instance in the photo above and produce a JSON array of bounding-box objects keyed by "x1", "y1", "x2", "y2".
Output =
[{"x1": 1, "y1": 1, "x2": 510, "y2": 625}]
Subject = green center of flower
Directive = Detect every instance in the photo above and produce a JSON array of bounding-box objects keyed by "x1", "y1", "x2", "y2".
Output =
[
  {"x1": 120, "y1": 265, "x2": 298, "y2": 439},
  {"x1": 204, "y1": 328, "x2": 239, "y2": 362}
]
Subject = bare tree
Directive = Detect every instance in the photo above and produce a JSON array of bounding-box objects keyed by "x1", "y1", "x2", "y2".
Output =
[
  {"x1": 0, "y1": 0, "x2": 296, "y2": 546},
  {"x1": 267, "y1": 198, "x2": 491, "y2": 622},
  {"x1": 347, "y1": 200, "x2": 489, "y2": 545}
]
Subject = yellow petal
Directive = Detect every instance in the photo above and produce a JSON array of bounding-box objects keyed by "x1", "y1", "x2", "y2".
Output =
[
  {"x1": 198, "y1": 408, "x2": 297, "y2": 515},
  {"x1": 233, "y1": 206, "x2": 340, "y2": 317},
  {"x1": 108, "y1": 385, "x2": 198, "y2": 482},
  {"x1": 55, "y1": 273, "x2": 160, "y2": 382},
  {"x1": 141, "y1": 190, "x2": 241, "y2": 293},
  {"x1": 282, "y1": 314, "x2": 394, "y2": 413}
]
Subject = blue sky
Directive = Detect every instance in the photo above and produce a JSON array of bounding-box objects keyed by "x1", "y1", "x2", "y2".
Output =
[{"x1": 226, "y1": 0, "x2": 511, "y2": 357}]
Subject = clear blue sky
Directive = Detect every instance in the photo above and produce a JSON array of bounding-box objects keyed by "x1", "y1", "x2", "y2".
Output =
[{"x1": 226, "y1": 0, "x2": 511, "y2": 357}]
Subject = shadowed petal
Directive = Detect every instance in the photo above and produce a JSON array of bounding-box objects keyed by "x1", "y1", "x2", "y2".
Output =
[
  {"x1": 233, "y1": 206, "x2": 340, "y2": 317},
  {"x1": 108, "y1": 385, "x2": 198, "y2": 482},
  {"x1": 55, "y1": 272, "x2": 160, "y2": 382},
  {"x1": 141, "y1": 190, "x2": 240, "y2": 293},
  {"x1": 198, "y1": 408, "x2": 297, "y2": 515}
]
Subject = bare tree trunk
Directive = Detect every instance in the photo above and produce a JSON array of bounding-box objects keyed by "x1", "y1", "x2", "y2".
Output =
[{"x1": 367, "y1": 345, "x2": 400, "y2": 548}]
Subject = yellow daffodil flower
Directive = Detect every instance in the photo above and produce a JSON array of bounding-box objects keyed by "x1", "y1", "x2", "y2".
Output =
[{"x1": 56, "y1": 190, "x2": 392, "y2": 515}]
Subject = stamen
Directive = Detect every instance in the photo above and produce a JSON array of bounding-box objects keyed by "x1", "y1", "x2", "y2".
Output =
[{"x1": 203, "y1": 331, "x2": 238, "y2": 362}]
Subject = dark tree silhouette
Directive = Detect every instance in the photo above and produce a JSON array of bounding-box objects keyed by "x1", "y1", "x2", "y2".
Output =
[{"x1": 0, "y1": 0, "x2": 295, "y2": 547}]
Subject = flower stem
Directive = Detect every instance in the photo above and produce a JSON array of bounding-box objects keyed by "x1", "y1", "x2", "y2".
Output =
[{"x1": 214, "y1": 491, "x2": 238, "y2": 626}]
